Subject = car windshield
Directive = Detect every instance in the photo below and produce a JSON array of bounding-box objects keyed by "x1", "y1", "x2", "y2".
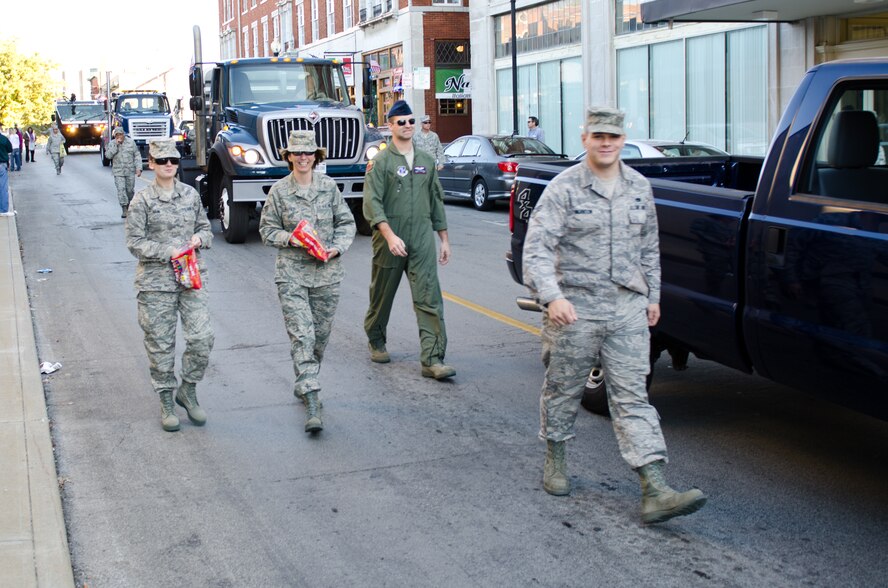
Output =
[
  {"x1": 56, "y1": 103, "x2": 106, "y2": 120},
  {"x1": 490, "y1": 136, "x2": 555, "y2": 156},
  {"x1": 228, "y1": 63, "x2": 350, "y2": 106},
  {"x1": 117, "y1": 96, "x2": 170, "y2": 114}
]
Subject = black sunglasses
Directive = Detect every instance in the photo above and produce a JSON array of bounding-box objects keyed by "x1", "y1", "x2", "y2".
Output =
[
  {"x1": 290, "y1": 151, "x2": 315, "y2": 156},
  {"x1": 154, "y1": 157, "x2": 180, "y2": 165},
  {"x1": 395, "y1": 118, "x2": 416, "y2": 126}
]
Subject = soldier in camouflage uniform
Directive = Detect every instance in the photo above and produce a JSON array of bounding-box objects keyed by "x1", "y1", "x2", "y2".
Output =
[
  {"x1": 363, "y1": 100, "x2": 455, "y2": 380},
  {"x1": 45, "y1": 126, "x2": 66, "y2": 175},
  {"x1": 259, "y1": 130, "x2": 355, "y2": 433},
  {"x1": 106, "y1": 127, "x2": 142, "y2": 218},
  {"x1": 413, "y1": 115, "x2": 445, "y2": 170},
  {"x1": 125, "y1": 139, "x2": 214, "y2": 432},
  {"x1": 523, "y1": 107, "x2": 706, "y2": 524}
]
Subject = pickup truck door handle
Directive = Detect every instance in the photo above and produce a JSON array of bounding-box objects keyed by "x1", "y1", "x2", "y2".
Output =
[{"x1": 765, "y1": 226, "x2": 786, "y2": 255}]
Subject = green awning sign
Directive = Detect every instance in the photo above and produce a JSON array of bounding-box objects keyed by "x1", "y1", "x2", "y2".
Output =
[{"x1": 435, "y1": 68, "x2": 471, "y2": 99}]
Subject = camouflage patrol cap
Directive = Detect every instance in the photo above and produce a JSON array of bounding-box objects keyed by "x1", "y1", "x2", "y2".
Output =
[
  {"x1": 585, "y1": 107, "x2": 625, "y2": 136},
  {"x1": 112, "y1": 126, "x2": 125, "y2": 136},
  {"x1": 279, "y1": 130, "x2": 326, "y2": 158},
  {"x1": 148, "y1": 138, "x2": 180, "y2": 159}
]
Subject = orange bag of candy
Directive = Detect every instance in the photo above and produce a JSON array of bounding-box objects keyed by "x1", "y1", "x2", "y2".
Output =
[
  {"x1": 170, "y1": 247, "x2": 203, "y2": 289},
  {"x1": 291, "y1": 219, "x2": 329, "y2": 261}
]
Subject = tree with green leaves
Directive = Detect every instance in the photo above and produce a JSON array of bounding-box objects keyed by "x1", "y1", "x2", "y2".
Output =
[{"x1": 0, "y1": 40, "x2": 60, "y2": 129}]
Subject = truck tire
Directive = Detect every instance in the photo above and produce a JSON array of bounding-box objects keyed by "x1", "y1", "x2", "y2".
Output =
[
  {"x1": 472, "y1": 178, "x2": 494, "y2": 211},
  {"x1": 580, "y1": 367, "x2": 609, "y2": 416},
  {"x1": 580, "y1": 364, "x2": 657, "y2": 417},
  {"x1": 100, "y1": 143, "x2": 110, "y2": 167},
  {"x1": 217, "y1": 175, "x2": 250, "y2": 244},
  {"x1": 350, "y1": 200, "x2": 372, "y2": 236}
]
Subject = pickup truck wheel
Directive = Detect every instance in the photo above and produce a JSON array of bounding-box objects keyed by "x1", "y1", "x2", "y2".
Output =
[
  {"x1": 100, "y1": 144, "x2": 110, "y2": 167},
  {"x1": 217, "y1": 175, "x2": 250, "y2": 244},
  {"x1": 350, "y1": 200, "x2": 372, "y2": 236},
  {"x1": 472, "y1": 179, "x2": 494, "y2": 211},
  {"x1": 580, "y1": 367, "x2": 610, "y2": 416}
]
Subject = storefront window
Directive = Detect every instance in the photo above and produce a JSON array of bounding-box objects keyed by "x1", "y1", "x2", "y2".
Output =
[{"x1": 494, "y1": 0, "x2": 581, "y2": 59}]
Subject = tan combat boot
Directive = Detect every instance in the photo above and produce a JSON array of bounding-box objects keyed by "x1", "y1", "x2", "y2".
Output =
[
  {"x1": 543, "y1": 440, "x2": 570, "y2": 496},
  {"x1": 175, "y1": 381, "x2": 207, "y2": 426},
  {"x1": 637, "y1": 460, "x2": 706, "y2": 524},
  {"x1": 303, "y1": 391, "x2": 323, "y2": 433},
  {"x1": 368, "y1": 343, "x2": 390, "y2": 363},
  {"x1": 421, "y1": 362, "x2": 456, "y2": 380},
  {"x1": 159, "y1": 390, "x2": 180, "y2": 432}
]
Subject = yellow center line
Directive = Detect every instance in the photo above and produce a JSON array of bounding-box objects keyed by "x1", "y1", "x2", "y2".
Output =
[{"x1": 442, "y1": 291, "x2": 541, "y2": 336}]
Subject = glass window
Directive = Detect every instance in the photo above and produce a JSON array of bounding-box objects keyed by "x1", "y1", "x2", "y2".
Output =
[
  {"x1": 539, "y1": 60, "x2": 562, "y2": 150},
  {"x1": 439, "y1": 99, "x2": 468, "y2": 115},
  {"x1": 650, "y1": 40, "x2": 684, "y2": 140},
  {"x1": 463, "y1": 138, "x2": 482, "y2": 157},
  {"x1": 494, "y1": 0, "x2": 581, "y2": 59},
  {"x1": 496, "y1": 68, "x2": 513, "y2": 135},
  {"x1": 378, "y1": 50, "x2": 390, "y2": 71},
  {"x1": 312, "y1": 0, "x2": 320, "y2": 41},
  {"x1": 687, "y1": 33, "x2": 726, "y2": 150},
  {"x1": 617, "y1": 45, "x2": 649, "y2": 139},
  {"x1": 390, "y1": 46, "x2": 403, "y2": 69},
  {"x1": 343, "y1": 0, "x2": 353, "y2": 29},
  {"x1": 444, "y1": 138, "x2": 466, "y2": 157},
  {"x1": 561, "y1": 57, "x2": 583, "y2": 157},
  {"x1": 799, "y1": 83, "x2": 888, "y2": 202},
  {"x1": 727, "y1": 27, "x2": 767, "y2": 155},
  {"x1": 615, "y1": 0, "x2": 666, "y2": 35},
  {"x1": 621, "y1": 144, "x2": 642, "y2": 158}
]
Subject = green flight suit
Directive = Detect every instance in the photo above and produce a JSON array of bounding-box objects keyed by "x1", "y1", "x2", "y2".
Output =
[{"x1": 362, "y1": 144, "x2": 448, "y2": 366}]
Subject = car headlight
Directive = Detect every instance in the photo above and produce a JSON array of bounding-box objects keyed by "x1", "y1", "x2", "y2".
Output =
[{"x1": 172, "y1": 133, "x2": 185, "y2": 142}]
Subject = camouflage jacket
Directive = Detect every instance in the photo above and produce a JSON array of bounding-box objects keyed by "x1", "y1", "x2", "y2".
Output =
[
  {"x1": 523, "y1": 160, "x2": 661, "y2": 320},
  {"x1": 45, "y1": 132, "x2": 65, "y2": 155},
  {"x1": 413, "y1": 130, "x2": 445, "y2": 165},
  {"x1": 259, "y1": 172, "x2": 355, "y2": 286},
  {"x1": 125, "y1": 180, "x2": 212, "y2": 292},
  {"x1": 106, "y1": 136, "x2": 140, "y2": 176}
]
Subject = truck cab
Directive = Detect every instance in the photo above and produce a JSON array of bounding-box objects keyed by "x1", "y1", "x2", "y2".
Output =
[
  {"x1": 185, "y1": 26, "x2": 385, "y2": 243},
  {"x1": 101, "y1": 91, "x2": 181, "y2": 165},
  {"x1": 53, "y1": 100, "x2": 107, "y2": 149}
]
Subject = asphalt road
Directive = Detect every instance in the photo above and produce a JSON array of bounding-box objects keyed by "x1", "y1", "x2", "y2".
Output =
[{"x1": 13, "y1": 147, "x2": 888, "y2": 587}]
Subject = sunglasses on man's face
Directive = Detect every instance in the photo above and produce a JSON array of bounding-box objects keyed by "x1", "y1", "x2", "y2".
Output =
[
  {"x1": 395, "y1": 118, "x2": 416, "y2": 126},
  {"x1": 154, "y1": 157, "x2": 180, "y2": 166}
]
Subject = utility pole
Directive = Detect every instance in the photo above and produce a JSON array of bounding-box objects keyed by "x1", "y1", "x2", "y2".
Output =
[{"x1": 510, "y1": 0, "x2": 518, "y2": 136}]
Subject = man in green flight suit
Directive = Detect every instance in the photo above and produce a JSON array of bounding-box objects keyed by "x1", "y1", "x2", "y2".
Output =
[{"x1": 362, "y1": 100, "x2": 455, "y2": 380}]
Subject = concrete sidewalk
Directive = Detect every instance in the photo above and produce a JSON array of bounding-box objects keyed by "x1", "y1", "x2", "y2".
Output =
[{"x1": 0, "y1": 187, "x2": 75, "y2": 587}]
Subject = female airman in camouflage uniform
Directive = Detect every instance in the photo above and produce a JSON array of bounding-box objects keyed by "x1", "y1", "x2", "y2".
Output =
[
  {"x1": 125, "y1": 139, "x2": 214, "y2": 432},
  {"x1": 106, "y1": 127, "x2": 142, "y2": 217},
  {"x1": 259, "y1": 130, "x2": 355, "y2": 433},
  {"x1": 45, "y1": 127, "x2": 66, "y2": 175}
]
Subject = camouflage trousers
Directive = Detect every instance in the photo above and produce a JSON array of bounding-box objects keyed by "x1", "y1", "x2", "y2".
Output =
[
  {"x1": 539, "y1": 292, "x2": 667, "y2": 469},
  {"x1": 50, "y1": 153, "x2": 63, "y2": 173},
  {"x1": 278, "y1": 281, "x2": 341, "y2": 397},
  {"x1": 137, "y1": 289, "x2": 214, "y2": 394},
  {"x1": 114, "y1": 175, "x2": 136, "y2": 207}
]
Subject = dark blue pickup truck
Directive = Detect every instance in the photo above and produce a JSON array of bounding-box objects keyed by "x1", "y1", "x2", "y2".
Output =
[{"x1": 508, "y1": 60, "x2": 888, "y2": 419}]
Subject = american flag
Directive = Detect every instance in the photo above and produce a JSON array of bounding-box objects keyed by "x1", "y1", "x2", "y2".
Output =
[{"x1": 369, "y1": 59, "x2": 381, "y2": 74}]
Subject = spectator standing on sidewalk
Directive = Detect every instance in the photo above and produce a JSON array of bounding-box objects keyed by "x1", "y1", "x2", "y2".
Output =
[
  {"x1": 413, "y1": 115, "x2": 445, "y2": 170},
  {"x1": 8, "y1": 129, "x2": 21, "y2": 171},
  {"x1": 26, "y1": 128, "x2": 36, "y2": 162},
  {"x1": 527, "y1": 116, "x2": 546, "y2": 144},
  {"x1": 259, "y1": 130, "x2": 356, "y2": 434},
  {"x1": 0, "y1": 129, "x2": 12, "y2": 216},
  {"x1": 45, "y1": 127, "x2": 66, "y2": 174},
  {"x1": 106, "y1": 127, "x2": 142, "y2": 218},
  {"x1": 125, "y1": 139, "x2": 214, "y2": 432}
]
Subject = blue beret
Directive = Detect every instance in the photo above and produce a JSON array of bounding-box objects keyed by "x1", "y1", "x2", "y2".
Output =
[{"x1": 387, "y1": 100, "x2": 413, "y2": 119}]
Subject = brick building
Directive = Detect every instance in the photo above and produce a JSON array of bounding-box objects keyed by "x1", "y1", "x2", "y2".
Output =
[{"x1": 216, "y1": 0, "x2": 471, "y2": 142}]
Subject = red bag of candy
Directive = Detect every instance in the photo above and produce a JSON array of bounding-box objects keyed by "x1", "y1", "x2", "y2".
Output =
[
  {"x1": 171, "y1": 247, "x2": 203, "y2": 289},
  {"x1": 291, "y1": 219, "x2": 329, "y2": 261}
]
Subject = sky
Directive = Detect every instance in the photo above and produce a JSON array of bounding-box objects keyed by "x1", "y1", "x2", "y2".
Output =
[{"x1": 0, "y1": 0, "x2": 221, "y2": 72}]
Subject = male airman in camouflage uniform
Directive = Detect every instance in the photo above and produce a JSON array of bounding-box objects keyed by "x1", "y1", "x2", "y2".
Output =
[
  {"x1": 413, "y1": 115, "x2": 445, "y2": 170},
  {"x1": 106, "y1": 127, "x2": 142, "y2": 218},
  {"x1": 126, "y1": 139, "x2": 214, "y2": 432},
  {"x1": 259, "y1": 130, "x2": 355, "y2": 433},
  {"x1": 523, "y1": 107, "x2": 706, "y2": 524}
]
